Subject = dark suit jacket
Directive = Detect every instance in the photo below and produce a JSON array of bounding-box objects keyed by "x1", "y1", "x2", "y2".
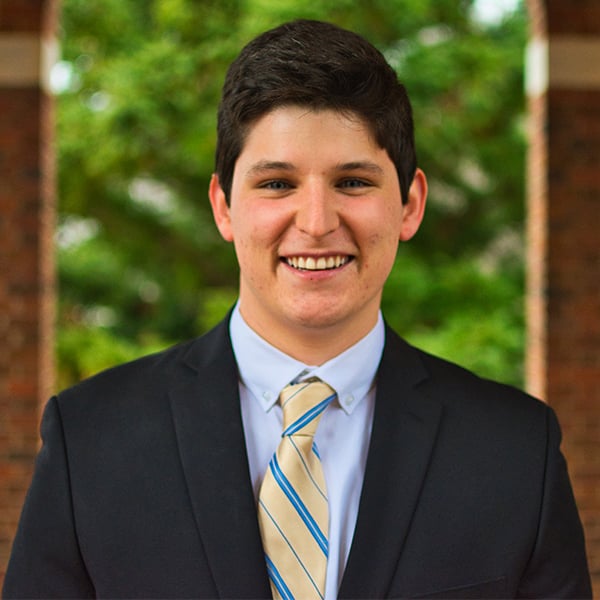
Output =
[{"x1": 3, "y1": 318, "x2": 591, "y2": 599}]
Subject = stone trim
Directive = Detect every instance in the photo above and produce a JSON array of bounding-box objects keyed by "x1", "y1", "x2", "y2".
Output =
[
  {"x1": 550, "y1": 36, "x2": 600, "y2": 88},
  {"x1": 0, "y1": 33, "x2": 58, "y2": 91},
  {"x1": 526, "y1": 35, "x2": 600, "y2": 95}
]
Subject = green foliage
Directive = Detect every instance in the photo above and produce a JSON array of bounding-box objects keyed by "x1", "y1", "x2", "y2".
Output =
[
  {"x1": 56, "y1": 0, "x2": 527, "y2": 388},
  {"x1": 56, "y1": 324, "x2": 168, "y2": 391},
  {"x1": 382, "y1": 249, "x2": 524, "y2": 385}
]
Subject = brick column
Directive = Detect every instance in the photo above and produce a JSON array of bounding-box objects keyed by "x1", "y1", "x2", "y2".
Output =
[
  {"x1": 0, "y1": 0, "x2": 57, "y2": 585},
  {"x1": 526, "y1": 0, "x2": 600, "y2": 593}
]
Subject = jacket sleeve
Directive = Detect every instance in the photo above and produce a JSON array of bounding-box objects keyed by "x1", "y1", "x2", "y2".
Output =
[
  {"x1": 517, "y1": 405, "x2": 592, "y2": 598},
  {"x1": 3, "y1": 396, "x2": 95, "y2": 599}
]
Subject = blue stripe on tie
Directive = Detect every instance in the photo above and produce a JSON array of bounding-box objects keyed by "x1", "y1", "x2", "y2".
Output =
[
  {"x1": 283, "y1": 393, "x2": 335, "y2": 436},
  {"x1": 312, "y1": 441, "x2": 321, "y2": 459},
  {"x1": 270, "y1": 455, "x2": 329, "y2": 555},
  {"x1": 259, "y1": 499, "x2": 324, "y2": 598},
  {"x1": 289, "y1": 438, "x2": 327, "y2": 501},
  {"x1": 265, "y1": 554, "x2": 294, "y2": 600},
  {"x1": 281, "y1": 380, "x2": 312, "y2": 408}
]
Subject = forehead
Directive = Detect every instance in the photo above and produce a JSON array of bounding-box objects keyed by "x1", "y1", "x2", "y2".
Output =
[
  {"x1": 249, "y1": 103, "x2": 371, "y2": 129},
  {"x1": 237, "y1": 106, "x2": 381, "y2": 162}
]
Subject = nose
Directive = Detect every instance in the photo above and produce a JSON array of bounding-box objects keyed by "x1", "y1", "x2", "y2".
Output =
[{"x1": 295, "y1": 184, "x2": 340, "y2": 238}]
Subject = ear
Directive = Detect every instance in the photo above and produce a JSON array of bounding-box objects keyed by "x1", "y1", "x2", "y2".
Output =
[
  {"x1": 399, "y1": 168, "x2": 427, "y2": 242},
  {"x1": 209, "y1": 174, "x2": 234, "y2": 242}
]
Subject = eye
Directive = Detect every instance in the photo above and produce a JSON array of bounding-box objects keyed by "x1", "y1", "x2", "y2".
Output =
[
  {"x1": 259, "y1": 180, "x2": 293, "y2": 191},
  {"x1": 338, "y1": 178, "x2": 372, "y2": 190}
]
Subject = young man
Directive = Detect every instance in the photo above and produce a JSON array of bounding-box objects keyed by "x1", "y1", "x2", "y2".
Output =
[{"x1": 4, "y1": 20, "x2": 591, "y2": 600}]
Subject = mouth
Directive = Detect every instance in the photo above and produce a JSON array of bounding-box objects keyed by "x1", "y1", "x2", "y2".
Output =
[{"x1": 284, "y1": 255, "x2": 352, "y2": 271}]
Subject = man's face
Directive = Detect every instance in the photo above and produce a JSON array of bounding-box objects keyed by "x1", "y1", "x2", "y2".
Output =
[{"x1": 210, "y1": 106, "x2": 426, "y2": 359}]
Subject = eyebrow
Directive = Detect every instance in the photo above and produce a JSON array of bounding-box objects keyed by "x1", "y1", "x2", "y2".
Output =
[
  {"x1": 335, "y1": 161, "x2": 384, "y2": 175},
  {"x1": 245, "y1": 161, "x2": 295, "y2": 177},
  {"x1": 245, "y1": 160, "x2": 384, "y2": 177}
]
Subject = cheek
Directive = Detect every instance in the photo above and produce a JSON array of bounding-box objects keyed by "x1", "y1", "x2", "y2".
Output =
[
  {"x1": 362, "y1": 224, "x2": 401, "y2": 276},
  {"x1": 363, "y1": 210, "x2": 402, "y2": 250},
  {"x1": 357, "y1": 232, "x2": 396, "y2": 275},
  {"x1": 233, "y1": 204, "x2": 289, "y2": 241},
  {"x1": 231, "y1": 222, "x2": 276, "y2": 276},
  {"x1": 353, "y1": 201, "x2": 403, "y2": 242}
]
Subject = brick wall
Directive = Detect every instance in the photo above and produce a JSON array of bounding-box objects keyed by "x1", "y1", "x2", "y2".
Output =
[
  {"x1": 546, "y1": 86, "x2": 600, "y2": 594},
  {"x1": 527, "y1": 0, "x2": 600, "y2": 594},
  {"x1": 0, "y1": 0, "x2": 56, "y2": 586}
]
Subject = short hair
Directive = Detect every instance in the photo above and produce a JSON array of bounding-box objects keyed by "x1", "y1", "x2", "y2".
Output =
[{"x1": 215, "y1": 19, "x2": 417, "y2": 205}]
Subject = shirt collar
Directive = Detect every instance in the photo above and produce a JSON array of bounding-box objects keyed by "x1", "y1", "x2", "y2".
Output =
[{"x1": 229, "y1": 304, "x2": 384, "y2": 415}]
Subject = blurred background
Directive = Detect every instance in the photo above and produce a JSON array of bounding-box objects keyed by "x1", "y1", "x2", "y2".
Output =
[
  {"x1": 4, "y1": 0, "x2": 599, "y2": 593},
  {"x1": 52, "y1": 0, "x2": 528, "y2": 390}
]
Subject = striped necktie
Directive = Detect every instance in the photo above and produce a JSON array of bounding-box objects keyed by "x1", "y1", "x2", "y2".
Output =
[{"x1": 258, "y1": 378, "x2": 336, "y2": 600}]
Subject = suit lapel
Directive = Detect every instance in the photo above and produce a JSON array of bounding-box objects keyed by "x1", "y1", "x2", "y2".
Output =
[
  {"x1": 338, "y1": 327, "x2": 443, "y2": 599},
  {"x1": 168, "y1": 319, "x2": 271, "y2": 599}
]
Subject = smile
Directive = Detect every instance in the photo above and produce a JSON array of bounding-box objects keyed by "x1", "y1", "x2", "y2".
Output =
[{"x1": 285, "y1": 255, "x2": 351, "y2": 271}]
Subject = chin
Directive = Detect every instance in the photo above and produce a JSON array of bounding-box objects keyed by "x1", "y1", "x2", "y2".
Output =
[{"x1": 286, "y1": 305, "x2": 351, "y2": 331}]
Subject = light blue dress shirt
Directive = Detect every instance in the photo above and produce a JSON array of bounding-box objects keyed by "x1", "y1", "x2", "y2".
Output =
[{"x1": 229, "y1": 304, "x2": 384, "y2": 599}]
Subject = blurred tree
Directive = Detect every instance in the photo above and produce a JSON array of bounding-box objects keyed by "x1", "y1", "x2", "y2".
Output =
[{"x1": 55, "y1": 0, "x2": 526, "y2": 389}]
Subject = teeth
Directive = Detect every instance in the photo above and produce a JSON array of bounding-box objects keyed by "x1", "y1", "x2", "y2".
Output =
[{"x1": 286, "y1": 255, "x2": 349, "y2": 271}]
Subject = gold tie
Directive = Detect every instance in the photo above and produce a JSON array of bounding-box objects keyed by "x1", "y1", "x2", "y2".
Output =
[{"x1": 258, "y1": 379, "x2": 336, "y2": 600}]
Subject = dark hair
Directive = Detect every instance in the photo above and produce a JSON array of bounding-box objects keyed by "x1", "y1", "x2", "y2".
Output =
[{"x1": 215, "y1": 19, "x2": 417, "y2": 204}]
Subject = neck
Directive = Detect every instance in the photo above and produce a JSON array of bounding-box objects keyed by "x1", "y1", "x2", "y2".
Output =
[{"x1": 238, "y1": 307, "x2": 379, "y2": 365}]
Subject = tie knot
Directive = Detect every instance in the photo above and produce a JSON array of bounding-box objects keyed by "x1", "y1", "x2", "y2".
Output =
[{"x1": 280, "y1": 378, "x2": 336, "y2": 437}]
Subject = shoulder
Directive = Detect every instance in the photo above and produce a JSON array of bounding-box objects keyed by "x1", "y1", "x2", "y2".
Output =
[
  {"x1": 382, "y1": 325, "x2": 551, "y2": 427},
  {"x1": 379, "y1": 328, "x2": 563, "y2": 492},
  {"x1": 54, "y1": 317, "x2": 232, "y2": 418}
]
